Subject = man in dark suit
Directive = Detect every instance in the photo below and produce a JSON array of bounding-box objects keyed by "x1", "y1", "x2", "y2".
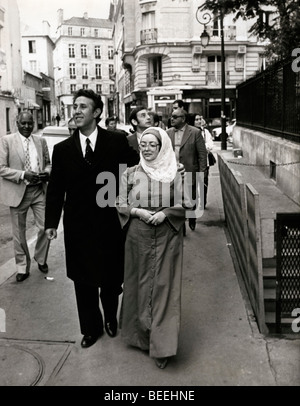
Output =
[
  {"x1": 0, "y1": 111, "x2": 51, "y2": 282},
  {"x1": 127, "y1": 107, "x2": 152, "y2": 153},
  {"x1": 167, "y1": 109, "x2": 207, "y2": 231},
  {"x1": 45, "y1": 89, "x2": 139, "y2": 348}
]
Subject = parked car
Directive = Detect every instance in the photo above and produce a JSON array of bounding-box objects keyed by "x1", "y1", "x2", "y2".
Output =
[
  {"x1": 41, "y1": 125, "x2": 70, "y2": 158},
  {"x1": 207, "y1": 118, "x2": 222, "y2": 136},
  {"x1": 211, "y1": 119, "x2": 236, "y2": 141}
]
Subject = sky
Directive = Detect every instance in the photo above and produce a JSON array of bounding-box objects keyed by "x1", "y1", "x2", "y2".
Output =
[{"x1": 17, "y1": 0, "x2": 111, "y2": 36}]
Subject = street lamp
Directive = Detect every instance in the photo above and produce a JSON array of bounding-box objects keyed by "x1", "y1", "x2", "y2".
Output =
[{"x1": 196, "y1": 8, "x2": 227, "y2": 150}]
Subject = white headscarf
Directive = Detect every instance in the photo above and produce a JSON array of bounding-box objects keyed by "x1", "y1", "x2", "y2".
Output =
[{"x1": 139, "y1": 127, "x2": 178, "y2": 183}]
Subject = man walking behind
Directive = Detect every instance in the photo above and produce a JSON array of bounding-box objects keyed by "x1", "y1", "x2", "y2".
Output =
[
  {"x1": 0, "y1": 111, "x2": 51, "y2": 282},
  {"x1": 167, "y1": 109, "x2": 207, "y2": 231},
  {"x1": 127, "y1": 107, "x2": 152, "y2": 153}
]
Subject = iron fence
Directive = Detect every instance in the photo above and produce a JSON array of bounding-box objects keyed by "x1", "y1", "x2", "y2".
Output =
[
  {"x1": 236, "y1": 58, "x2": 300, "y2": 143},
  {"x1": 275, "y1": 213, "x2": 300, "y2": 333}
]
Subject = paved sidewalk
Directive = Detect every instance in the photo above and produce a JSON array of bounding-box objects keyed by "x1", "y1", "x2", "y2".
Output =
[{"x1": 0, "y1": 146, "x2": 299, "y2": 387}]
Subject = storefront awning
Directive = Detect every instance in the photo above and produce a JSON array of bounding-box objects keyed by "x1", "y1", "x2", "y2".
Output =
[{"x1": 28, "y1": 100, "x2": 41, "y2": 109}]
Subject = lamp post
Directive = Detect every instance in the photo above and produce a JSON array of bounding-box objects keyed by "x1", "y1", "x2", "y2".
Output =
[{"x1": 196, "y1": 7, "x2": 227, "y2": 150}]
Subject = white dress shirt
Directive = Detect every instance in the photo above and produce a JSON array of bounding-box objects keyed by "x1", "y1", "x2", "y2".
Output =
[{"x1": 79, "y1": 128, "x2": 98, "y2": 155}]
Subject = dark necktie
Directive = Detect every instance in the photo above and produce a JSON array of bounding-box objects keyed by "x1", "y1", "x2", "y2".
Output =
[{"x1": 85, "y1": 138, "x2": 94, "y2": 165}]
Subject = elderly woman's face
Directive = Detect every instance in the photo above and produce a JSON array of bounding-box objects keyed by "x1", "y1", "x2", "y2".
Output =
[{"x1": 140, "y1": 133, "x2": 161, "y2": 161}]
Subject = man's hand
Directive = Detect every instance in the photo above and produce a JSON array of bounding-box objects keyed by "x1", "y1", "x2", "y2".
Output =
[
  {"x1": 24, "y1": 170, "x2": 40, "y2": 184},
  {"x1": 39, "y1": 172, "x2": 50, "y2": 182},
  {"x1": 45, "y1": 228, "x2": 57, "y2": 240}
]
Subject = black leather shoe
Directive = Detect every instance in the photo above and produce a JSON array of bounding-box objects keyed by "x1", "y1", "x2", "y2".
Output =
[
  {"x1": 81, "y1": 332, "x2": 102, "y2": 348},
  {"x1": 105, "y1": 320, "x2": 117, "y2": 337},
  {"x1": 38, "y1": 263, "x2": 48, "y2": 273},
  {"x1": 16, "y1": 273, "x2": 29, "y2": 282},
  {"x1": 188, "y1": 219, "x2": 196, "y2": 231},
  {"x1": 154, "y1": 357, "x2": 168, "y2": 369}
]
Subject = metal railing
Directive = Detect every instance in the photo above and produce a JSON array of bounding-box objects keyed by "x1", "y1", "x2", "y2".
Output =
[
  {"x1": 207, "y1": 71, "x2": 230, "y2": 86},
  {"x1": 275, "y1": 213, "x2": 300, "y2": 333},
  {"x1": 236, "y1": 57, "x2": 300, "y2": 143},
  {"x1": 147, "y1": 73, "x2": 163, "y2": 87},
  {"x1": 141, "y1": 28, "x2": 158, "y2": 45}
]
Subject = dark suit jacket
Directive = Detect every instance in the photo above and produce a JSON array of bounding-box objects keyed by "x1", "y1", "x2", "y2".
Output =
[
  {"x1": 127, "y1": 132, "x2": 139, "y2": 154},
  {"x1": 167, "y1": 124, "x2": 207, "y2": 198},
  {"x1": 45, "y1": 126, "x2": 139, "y2": 289}
]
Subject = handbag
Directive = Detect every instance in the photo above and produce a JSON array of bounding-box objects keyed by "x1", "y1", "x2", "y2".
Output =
[{"x1": 208, "y1": 151, "x2": 216, "y2": 166}]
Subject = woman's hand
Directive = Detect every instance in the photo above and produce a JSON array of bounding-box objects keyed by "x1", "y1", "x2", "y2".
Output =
[
  {"x1": 148, "y1": 211, "x2": 166, "y2": 226},
  {"x1": 131, "y1": 208, "x2": 155, "y2": 223}
]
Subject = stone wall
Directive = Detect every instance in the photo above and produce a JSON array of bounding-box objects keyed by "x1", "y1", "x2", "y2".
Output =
[{"x1": 232, "y1": 126, "x2": 300, "y2": 205}]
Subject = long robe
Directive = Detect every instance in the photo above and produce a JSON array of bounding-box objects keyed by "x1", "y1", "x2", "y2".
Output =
[{"x1": 116, "y1": 165, "x2": 186, "y2": 358}]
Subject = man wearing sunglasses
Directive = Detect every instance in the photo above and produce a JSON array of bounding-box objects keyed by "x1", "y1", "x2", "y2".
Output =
[{"x1": 167, "y1": 109, "x2": 207, "y2": 231}]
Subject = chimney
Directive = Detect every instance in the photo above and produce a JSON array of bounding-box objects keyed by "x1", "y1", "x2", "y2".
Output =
[
  {"x1": 57, "y1": 9, "x2": 64, "y2": 26},
  {"x1": 42, "y1": 21, "x2": 50, "y2": 36},
  {"x1": 83, "y1": 12, "x2": 88, "y2": 19}
]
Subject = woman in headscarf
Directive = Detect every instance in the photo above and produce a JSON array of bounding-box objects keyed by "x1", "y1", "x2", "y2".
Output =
[{"x1": 116, "y1": 127, "x2": 188, "y2": 369}]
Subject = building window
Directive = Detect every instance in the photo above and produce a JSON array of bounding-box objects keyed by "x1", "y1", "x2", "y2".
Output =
[
  {"x1": 69, "y1": 44, "x2": 75, "y2": 58},
  {"x1": 212, "y1": 15, "x2": 220, "y2": 37},
  {"x1": 82, "y1": 63, "x2": 88, "y2": 79},
  {"x1": 80, "y1": 28, "x2": 85, "y2": 36},
  {"x1": 270, "y1": 161, "x2": 276, "y2": 180},
  {"x1": 70, "y1": 84, "x2": 76, "y2": 93},
  {"x1": 6, "y1": 107, "x2": 10, "y2": 133},
  {"x1": 69, "y1": 63, "x2": 76, "y2": 79},
  {"x1": 82, "y1": 84, "x2": 88, "y2": 90},
  {"x1": 147, "y1": 56, "x2": 162, "y2": 87},
  {"x1": 29, "y1": 60, "x2": 37, "y2": 71},
  {"x1": 68, "y1": 27, "x2": 73, "y2": 36},
  {"x1": 95, "y1": 64, "x2": 102, "y2": 79},
  {"x1": 109, "y1": 64, "x2": 114, "y2": 75},
  {"x1": 108, "y1": 46, "x2": 114, "y2": 60},
  {"x1": 81, "y1": 45, "x2": 87, "y2": 58},
  {"x1": 96, "y1": 84, "x2": 102, "y2": 94},
  {"x1": 109, "y1": 84, "x2": 114, "y2": 94},
  {"x1": 94, "y1": 29, "x2": 98, "y2": 37},
  {"x1": 207, "y1": 55, "x2": 223, "y2": 85},
  {"x1": 28, "y1": 40, "x2": 36, "y2": 53},
  {"x1": 95, "y1": 46, "x2": 101, "y2": 59}
]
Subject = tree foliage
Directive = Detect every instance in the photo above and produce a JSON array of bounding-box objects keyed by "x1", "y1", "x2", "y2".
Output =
[{"x1": 200, "y1": 0, "x2": 300, "y2": 59}]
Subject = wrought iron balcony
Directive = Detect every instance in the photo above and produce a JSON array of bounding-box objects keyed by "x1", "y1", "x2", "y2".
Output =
[
  {"x1": 206, "y1": 71, "x2": 230, "y2": 86},
  {"x1": 206, "y1": 26, "x2": 236, "y2": 41},
  {"x1": 147, "y1": 73, "x2": 163, "y2": 87},
  {"x1": 141, "y1": 28, "x2": 158, "y2": 45}
]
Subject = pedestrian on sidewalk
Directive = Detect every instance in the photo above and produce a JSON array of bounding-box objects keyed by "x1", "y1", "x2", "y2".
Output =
[
  {"x1": 167, "y1": 109, "x2": 207, "y2": 232},
  {"x1": 116, "y1": 127, "x2": 188, "y2": 369},
  {"x1": 0, "y1": 111, "x2": 52, "y2": 282},
  {"x1": 55, "y1": 114, "x2": 61, "y2": 127},
  {"x1": 193, "y1": 114, "x2": 214, "y2": 209},
  {"x1": 45, "y1": 89, "x2": 139, "y2": 349}
]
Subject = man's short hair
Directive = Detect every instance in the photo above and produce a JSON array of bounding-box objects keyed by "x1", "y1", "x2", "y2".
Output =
[
  {"x1": 73, "y1": 89, "x2": 103, "y2": 123},
  {"x1": 105, "y1": 116, "x2": 117, "y2": 126},
  {"x1": 173, "y1": 99, "x2": 185, "y2": 109},
  {"x1": 129, "y1": 106, "x2": 147, "y2": 128},
  {"x1": 17, "y1": 110, "x2": 33, "y2": 122}
]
